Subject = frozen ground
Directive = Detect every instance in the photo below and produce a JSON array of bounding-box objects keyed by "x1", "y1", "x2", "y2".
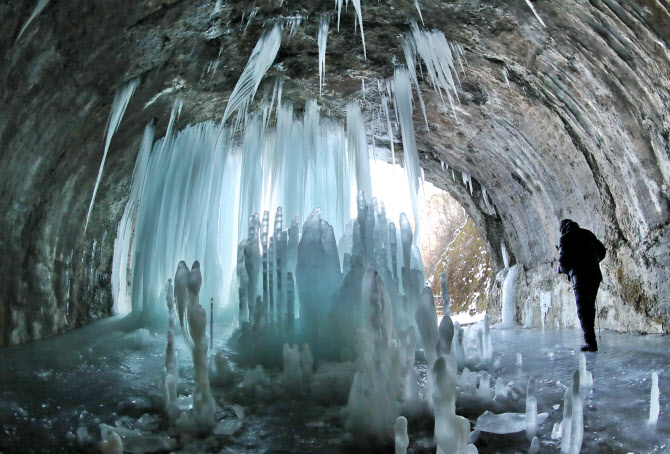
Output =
[{"x1": 0, "y1": 315, "x2": 667, "y2": 453}]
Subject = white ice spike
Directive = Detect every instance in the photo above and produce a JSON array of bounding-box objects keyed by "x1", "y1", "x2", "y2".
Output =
[
  {"x1": 318, "y1": 15, "x2": 330, "y2": 94},
  {"x1": 85, "y1": 77, "x2": 140, "y2": 231},
  {"x1": 220, "y1": 24, "x2": 282, "y2": 132}
]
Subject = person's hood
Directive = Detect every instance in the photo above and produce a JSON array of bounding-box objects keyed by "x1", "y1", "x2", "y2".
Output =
[{"x1": 560, "y1": 219, "x2": 579, "y2": 235}]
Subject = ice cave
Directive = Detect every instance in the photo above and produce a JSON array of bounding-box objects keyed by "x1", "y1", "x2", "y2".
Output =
[{"x1": 1, "y1": 0, "x2": 669, "y2": 453}]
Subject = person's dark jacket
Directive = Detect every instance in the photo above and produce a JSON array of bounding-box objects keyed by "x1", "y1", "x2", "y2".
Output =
[{"x1": 558, "y1": 219, "x2": 606, "y2": 281}]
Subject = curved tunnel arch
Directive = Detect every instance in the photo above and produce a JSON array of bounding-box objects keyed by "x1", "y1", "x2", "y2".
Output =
[{"x1": 0, "y1": 0, "x2": 668, "y2": 345}]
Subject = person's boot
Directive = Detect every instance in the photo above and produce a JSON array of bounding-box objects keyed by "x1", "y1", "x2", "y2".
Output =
[{"x1": 581, "y1": 330, "x2": 598, "y2": 352}]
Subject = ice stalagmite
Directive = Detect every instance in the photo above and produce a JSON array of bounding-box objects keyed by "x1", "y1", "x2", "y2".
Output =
[
  {"x1": 99, "y1": 432, "x2": 123, "y2": 454},
  {"x1": 569, "y1": 370, "x2": 583, "y2": 454},
  {"x1": 237, "y1": 242, "x2": 249, "y2": 324},
  {"x1": 283, "y1": 343, "x2": 302, "y2": 389},
  {"x1": 175, "y1": 261, "x2": 193, "y2": 347},
  {"x1": 389, "y1": 222, "x2": 399, "y2": 281},
  {"x1": 529, "y1": 436, "x2": 540, "y2": 454},
  {"x1": 15, "y1": 0, "x2": 50, "y2": 43},
  {"x1": 650, "y1": 371, "x2": 660, "y2": 425},
  {"x1": 85, "y1": 77, "x2": 140, "y2": 230},
  {"x1": 112, "y1": 120, "x2": 155, "y2": 315},
  {"x1": 220, "y1": 24, "x2": 282, "y2": 131},
  {"x1": 415, "y1": 287, "x2": 438, "y2": 368},
  {"x1": 318, "y1": 15, "x2": 329, "y2": 94},
  {"x1": 561, "y1": 385, "x2": 573, "y2": 454},
  {"x1": 395, "y1": 416, "x2": 409, "y2": 454},
  {"x1": 177, "y1": 261, "x2": 216, "y2": 434},
  {"x1": 437, "y1": 314, "x2": 454, "y2": 358},
  {"x1": 526, "y1": 377, "x2": 538, "y2": 440},
  {"x1": 441, "y1": 271, "x2": 450, "y2": 316},
  {"x1": 454, "y1": 326, "x2": 466, "y2": 370},
  {"x1": 432, "y1": 357, "x2": 470, "y2": 454},
  {"x1": 579, "y1": 353, "x2": 593, "y2": 388}
]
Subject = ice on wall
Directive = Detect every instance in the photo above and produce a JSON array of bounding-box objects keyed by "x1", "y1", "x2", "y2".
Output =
[
  {"x1": 85, "y1": 77, "x2": 140, "y2": 230},
  {"x1": 220, "y1": 24, "x2": 282, "y2": 131},
  {"x1": 15, "y1": 0, "x2": 51, "y2": 43}
]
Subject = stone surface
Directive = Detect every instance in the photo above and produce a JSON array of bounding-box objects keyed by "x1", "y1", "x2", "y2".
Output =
[{"x1": 1, "y1": 0, "x2": 669, "y2": 345}]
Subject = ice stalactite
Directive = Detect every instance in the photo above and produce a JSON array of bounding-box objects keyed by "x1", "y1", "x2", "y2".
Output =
[
  {"x1": 381, "y1": 93, "x2": 396, "y2": 165},
  {"x1": 482, "y1": 187, "x2": 495, "y2": 215},
  {"x1": 395, "y1": 416, "x2": 409, "y2": 454},
  {"x1": 85, "y1": 77, "x2": 140, "y2": 230},
  {"x1": 15, "y1": 0, "x2": 50, "y2": 43},
  {"x1": 413, "y1": 0, "x2": 424, "y2": 25},
  {"x1": 407, "y1": 22, "x2": 462, "y2": 118},
  {"x1": 335, "y1": 0, "x2": 343, "y2": 31},
  {"x1": 220, "y1": 24, "x2": 282, "y2": 132},
  {"x1": 649, "y1": 371, "x2": 660, "y2": 425},
  {"x1": 441, "y1": 271, "x2": 450, "y2": 315},
  {"x1": 526, "y1": 377, "x2": 538, "y2": 440},
  {"x1": 500, "y1": 265, "x2": 518, "y2": 328},
  {"x1": 346, "y1": 102, "x2": 372, "y2": 199},
  {"x1": 401, "y1": 36, "x2": 429, "y2": 129},
  {"x1": 111, "y1": 119, "x2": 155, "y2": 314},
  {"x1": 462, "y1": 171, "x2": 473, "y2": 195},
  {"x1": 318, "y1": 15, "x2": 330, "y2": 94},
  {"x1": 350, "y1": 0, "x2": 366, "y2": 58},
  {"x1": 523, "y1": 0, "x2": 547, "y2": 28},
  {"x1": 394, "y1": 67, "x2": 422, "y2": 244}
]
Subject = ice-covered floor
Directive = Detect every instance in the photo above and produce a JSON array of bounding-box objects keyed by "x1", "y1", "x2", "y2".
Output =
[{"x1": 0, "y1": 316, "x2": 667, "y2": 453}]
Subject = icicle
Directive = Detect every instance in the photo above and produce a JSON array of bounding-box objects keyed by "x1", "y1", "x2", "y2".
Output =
[
  {"x1": 15, "y1": 0, "x2": 50, "y2": 43},
  {"x1": 318, "y1": 15, "x2": 330, "y2": 95},
  {"x1": 350, "y1": 0, "x2": 366, "y2": 58},
  {"x1": 85, "y1": 77, "x2": 140, "y2": 231},
  {"x1": 503, "y1": 66, "x2": 512, "y2": 91},
  {"x1": 335, "y1": 0, "x2": 343, "y2": 31},
  {"x1": 220, "y1": 24, "x2": 282, "y2": 132},
  {"x1": 461, "y1": 171, "x2": 472, "y2": 195},
  {"x1": 393, "y1": 66, "x2": 422, "y2": 243},
  {"x1": 381, "y1": 94, "x2": 395, "y2": 166},
  {"x1": 407, "y1": 22, "x2": 461, "y2": 117},
  {"x1": 482, "y1": 186, "x2": 495, "y2": 214},
  {"x1": 523, "y1": 0, "x2": 547, "y2": 28},
  {"x1": 401, "y1": 37, "x2": 429, "y2": 129},
  {"x1": 211, "y1": 0, "x2": 222, "y2": 16},
  {"x1": 413, "y1": 0, "x2": 424, "y2": 25}
]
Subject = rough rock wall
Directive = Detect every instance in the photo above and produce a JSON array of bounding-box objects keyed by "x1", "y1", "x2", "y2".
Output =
[{"x1": 1, "y1": 0, "x2": 669, "y2": 345}]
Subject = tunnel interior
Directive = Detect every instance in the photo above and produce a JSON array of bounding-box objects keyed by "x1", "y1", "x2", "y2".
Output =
[{"x1": 1, "y1": 0, "x2": 669, "y2": 452}]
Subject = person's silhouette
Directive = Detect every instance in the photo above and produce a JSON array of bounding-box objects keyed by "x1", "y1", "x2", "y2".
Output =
[{"x1": 558, "y1": 219, "x2": 606, "y2": 352}]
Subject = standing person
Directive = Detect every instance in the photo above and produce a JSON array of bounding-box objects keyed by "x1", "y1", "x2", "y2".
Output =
[{"x1": 558, "y1": 219, "x2": 606, "y2": 352}]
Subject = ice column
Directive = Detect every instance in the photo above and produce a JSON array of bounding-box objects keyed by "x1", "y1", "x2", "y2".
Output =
[
  {"x1": 561, "y1": 385, "x2": 573, "y2": 454},
  {"x1": 346, "y1": 103, "x2": 372, "y2": 198},
  {"x1": 393, "y1": 67, "x2": 422, "y2": 243},
  {"x1": 111, "y1": 120, "x2": 155, "y2": 315},
  {"x1": 415, "y1": 287, "x2": 439, "y2": 368},
  {"x1": 649, "y1": 371, "x2": 660, "y2": 426},
  {"x1": 85, "y1": 77, "x2": 140, "y2": 230},
  {"x1": 501, "y1": 265, "x2": 518, "y2": 328}
]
